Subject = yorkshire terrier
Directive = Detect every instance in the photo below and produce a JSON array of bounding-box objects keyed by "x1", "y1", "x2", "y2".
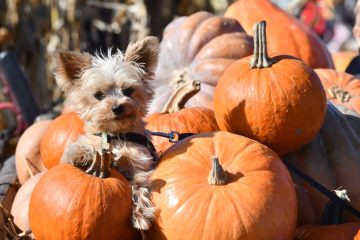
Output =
[{"x1": 54, "y1": 36, "x2": 159, "y2": 232}]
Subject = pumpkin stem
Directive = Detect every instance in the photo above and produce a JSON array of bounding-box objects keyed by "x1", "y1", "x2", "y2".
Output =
[
  {"x1": 161, "y1": 80, "x2": 201, "y2": 113},
  {"x1": 23, "y1": 158, "x2": 36, "y2": 178},
  {"x1": 328, "y1": 86, "x2": 351, "y2": 103},
  {"x1": 85, "y1": 132, "x2": 112, "y2": 178},
  {"x1": 249, "y1": 21, "x2": 273, "y2": 69},
  {"x1": 208, "y1": 156, "x2": 228, "y2": 185},
  {"x1": 321, "y1": 187, "x2": 350, "y2": 225}
]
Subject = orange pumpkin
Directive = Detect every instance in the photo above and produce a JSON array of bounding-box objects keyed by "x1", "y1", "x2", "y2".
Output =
[
  {"x1": 315, "y1": 68, "x2": 360, "y2": 115},
  {"x1": 294, "y1": 223, "x2": 360, "y2": 240},
  {"x1": 224, "y1": 0, "x2": 334, "y2": 69},
  {"x1": 332, "y1": 51, "x2": 358, "y2": 72},
  {"x1": 148, "y1": 131, "x2": 297, "y2": 240},
  {"x1": 214, "y1": 21, "x2": 327, "y2": 155},
  {"x1": 149, "y1": 11, "x2": 254, "y2": 113},
  {"x1": 40, "y1": 112, "x2": 84, "y2": 168},
  {"x1": 29, "y1": 164, "x2": 135, "y2": 240},
  {"x1": 145, "y1": 81, "x2": 218, "y2": 154},
  {"x1": 15, "y1": 120, "x2": 50, "y2": 184}
]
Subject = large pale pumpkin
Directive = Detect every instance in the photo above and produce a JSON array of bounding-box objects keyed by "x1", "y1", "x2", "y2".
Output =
[
  {"x1": 148, "y1": 131, "x2": 297, "y2": 240},
  {"x1": 214, "y1": 21, "x2": 327, "y2": 155},
  {"x1": 15, "y1": 120, "x2": 50, "y2": 184},
  {"x1": 29, "y1": 164, "x2": 135, "y2": 240},
  {"x1": 283, "y1": 103, "x2": 360, "y2": 226},
  {"x1": 294, "y1": 223, "x2": 360, "y2": 240},
  {"x1": 224, "y1": 0, "x2": 334, "y2": 69},
  {"x1": 40, "y1": 112, "x2": 84, "y2": 168},
  {"x1": 148, "y1": 11, "x2": 254, "y2": 113},
  {"x1": 145, "y1": 80, "x2": 218, "y2": 154},
  {"x1": 315, "y1": 68, "x2": 360, "y2": 115}
]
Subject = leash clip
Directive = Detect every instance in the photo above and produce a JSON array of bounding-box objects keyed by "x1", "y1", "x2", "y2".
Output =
[{"x1": 169, "y1": 131, "x2": 180, "y2": 143}]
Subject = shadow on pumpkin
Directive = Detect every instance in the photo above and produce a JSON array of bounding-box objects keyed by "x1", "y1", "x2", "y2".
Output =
[
  {"x1": 226, "y1": 172, "x2": 244, "y2": 184},
  {"x1": 154, "y1": 132, "x2": 216, "y2": 165},
  {"x1": 151, "y1": 178, "x2": 166, "y2": 194},
  {"x1": 224, "y1": 100, "x2": 252, "y2": 138}
]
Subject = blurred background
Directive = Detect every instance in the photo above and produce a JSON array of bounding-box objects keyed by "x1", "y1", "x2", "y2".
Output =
[{"x1": 0, "y1": 0, "x2": 357, "y2": 147}]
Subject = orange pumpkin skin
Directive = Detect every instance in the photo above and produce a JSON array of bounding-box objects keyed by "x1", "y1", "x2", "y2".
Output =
[
  {"x1": 145, "y1": 107, "x2": 219, "y2": 153},
  {"x1": 148, "y1": 132, "x2": 297, "y2": 240},
  {"x1": 29, "y1": 164, "x2": 135, "y2": 240},
  {"x1": 294, "y1": 223, "x2": 360, "y2": 240},
  {"x1": 40, "y1": 113, "x2": 84, "y2": 169},
  {"x1": 214, "y1": 55, "x2": 327, "y2": 155},
  {"x1": 149, "y1": 11, "x2": 254, "y2": 113},
  {"x1": 332, "y1": 51, "x2": 358, "y2": 72},
  {"x1": 15, "y1": 120, "x2": 50, "y2": 184},
  {"x1": 315, "y1": 69, "x2": 360, "y2": 115},
  {"x1": 224, "y1": 0, "x2": 334, "y2": 69}
]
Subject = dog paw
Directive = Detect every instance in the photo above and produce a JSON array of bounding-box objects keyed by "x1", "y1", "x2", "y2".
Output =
[{"x1": 63, "y1": 144, "x2": 95, "y2": 167}]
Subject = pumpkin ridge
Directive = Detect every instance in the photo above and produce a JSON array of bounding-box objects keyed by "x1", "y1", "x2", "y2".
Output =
[
  {"x1": 223, "y1": 190, "x2": 249, "y2": 239},
  {"x1": 171, "y1": 185, "x2": 207, "y2": 216},
  {"x1": 188, "y1": 16, "x2": 244, "y2": 61},
  {"x1": 200, "y1": 188, "x2": 217, "y2": 239},
  {"x1": 181, "y1": 13, "x2": 213, "y2": 62},
  {"x1": 175, "y1": 12, "x2": 212, "y2": 64},
  {"x1": 193, "y1": 33, "x2": 253, "y2": 61}
]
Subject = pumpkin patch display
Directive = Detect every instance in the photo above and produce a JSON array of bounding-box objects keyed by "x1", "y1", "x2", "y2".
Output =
[
  {"x1": 214, "y1": 21, "x2": 327, "y2": 155},
  {"x1": 224, "y1": 0, "x2": 334, "y2": 69},
  {"x1": 15, "y1": 120, "x2": 50, "y2": 184},
  {"x1": 315, "y1": 68, "x2": 360, "y2": 115},
  {"x1": 29, "y1": 163, "x2": 135, "y2": 240},
  {"x1": 148, "y1": 131, "x2": 297, "y2": 240},
  {"x1": 40, "y1": 112, "x2": 84, "y2": 169},
  {"x1": 145, "y1": 80, "x2": 218, "y2": 154},
  {"x1": 148, "y1": 11, "x2": 254, "y2": 113}
]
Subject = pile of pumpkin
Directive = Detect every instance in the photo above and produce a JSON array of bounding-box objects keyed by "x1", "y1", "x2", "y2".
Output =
[{"x1": 10, "y1": 0, "x2": 360, "y2": 239}]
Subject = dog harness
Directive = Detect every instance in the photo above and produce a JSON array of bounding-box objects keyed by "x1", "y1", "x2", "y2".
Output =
[{"x1": 94, "y1": 132, "x2": 158, "y2": 162}]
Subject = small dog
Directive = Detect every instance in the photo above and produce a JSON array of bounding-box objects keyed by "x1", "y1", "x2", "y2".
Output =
[{"x1": 55, "y1": 36, "x2": 159, "y2": 232}]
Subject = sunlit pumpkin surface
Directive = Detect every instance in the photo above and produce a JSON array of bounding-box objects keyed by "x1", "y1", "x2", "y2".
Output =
[
  {"x1": 29, "y1": 164, "x2": 135, "y2": 240},
  {"x1": 40, "y1": 112, "x2": 84, "y2": 168},
  {"x1": 149, "y1": 132, "x2": 297, "y2": 240},
  {"x1": 145, "y1": 107, "x2": 219, "y2": 153},
  {"x1": 214, "y1": 54, "x2": 327, "y2": 155},
  {"x1": 224, "y1": 0, "x2": 334, "y2": 69}
]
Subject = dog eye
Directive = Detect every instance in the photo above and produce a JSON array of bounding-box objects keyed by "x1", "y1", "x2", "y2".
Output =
[
  {"x1": 123, "y1": 87, "x2": 134, "y2": 97},
  {"x1": 94, "y1": 91, "x2": 105, "y2": 100}
]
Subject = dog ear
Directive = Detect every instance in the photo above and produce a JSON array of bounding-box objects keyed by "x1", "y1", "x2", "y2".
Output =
[
  {"x1": 55, "y1": 51, "x2": 91, "y2": 94},
  {"x1": 124, "y1": 36, "x2": 159, "y2": 79}
]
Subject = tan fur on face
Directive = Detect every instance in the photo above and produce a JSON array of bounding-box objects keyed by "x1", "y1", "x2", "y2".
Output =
[{"x1": 55, "y1": 37, "x2": 159, "y2": 133}]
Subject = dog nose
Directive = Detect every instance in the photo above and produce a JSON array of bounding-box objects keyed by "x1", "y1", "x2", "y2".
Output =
[{"x1": 112, "y1": 105, "x2": 124, "y2": 115}]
